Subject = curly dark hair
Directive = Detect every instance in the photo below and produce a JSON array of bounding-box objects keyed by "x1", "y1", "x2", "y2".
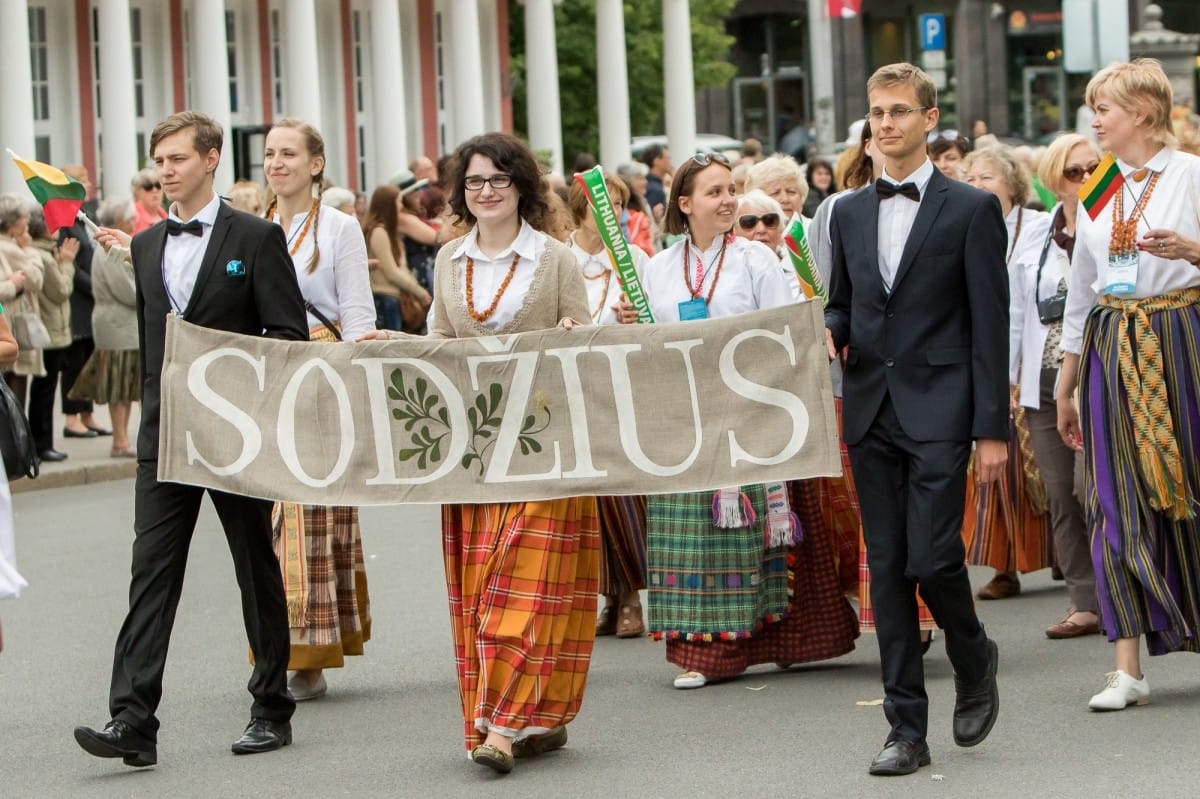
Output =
[{"x1": 446, "y1": 132, "x2": 555, "y2": 233}]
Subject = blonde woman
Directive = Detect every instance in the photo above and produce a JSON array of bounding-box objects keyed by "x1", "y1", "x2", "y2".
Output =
[{"x1": 745, "y1": 153, "x2": 809, "y2": 228}]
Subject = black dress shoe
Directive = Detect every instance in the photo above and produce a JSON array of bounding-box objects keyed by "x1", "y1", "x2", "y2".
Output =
[
  {"x1": 38, "y1": 448, "x2": 68, "y2": 462},
  {"x1": 868, "y1": 739, "x2": 931, "y2": 776},
  {"x1": 231, "y1": 718, "x2": 292, "y2": 754},
  {"x1": 63, "y1": 426, "x2": 98, "y2": 438},
  {"x1": 85, "y1": 424, "x2": 112, "y2": 436},
  {"x1": 954, "y1": 638, "x2": 1000, "y2": 747},
  {"x1": 74, "y1": 720, "x2": 157, "y2": 767}
]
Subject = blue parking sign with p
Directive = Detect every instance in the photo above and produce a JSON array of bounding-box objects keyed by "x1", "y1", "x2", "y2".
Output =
[{"x1": 918, "y1": 13, "x2": 946, "y2": 51}]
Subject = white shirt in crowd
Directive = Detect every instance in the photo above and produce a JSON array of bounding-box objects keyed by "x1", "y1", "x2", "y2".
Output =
[
  {"x1": 567, "y1": 233, "x2": 649, "y2": 326},
  {"x1": 876, "y1": 158, "x2": 935, "y2": 293},
  {"x1": 1002, "y1": 204, "x2": 1052, "y2": 408},
  {"x1": 452, "y1": 219, "x2": 545, "y2": 333}
]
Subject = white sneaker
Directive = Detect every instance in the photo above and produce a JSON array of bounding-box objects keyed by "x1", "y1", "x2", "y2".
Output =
[
  {"x1": 287, "y1": 670, "x2": 328, "y2": 701},
  {"x1": 673, "y1": 671, "x2": 707, "y2": 690},
  {"x1": 1088, "y1": 670, "x2": 1150, "y2": 711}
]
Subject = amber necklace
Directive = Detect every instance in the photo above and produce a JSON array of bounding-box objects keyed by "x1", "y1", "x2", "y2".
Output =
[
  {"x1": 1110, "y1": 171, "x2": 1160, "y2": 258},
  {"x1": 466, "y1": 251, "x2": 521, "y2": 322},
  {"x1": 267, "y1": 197, "x2": 320, "y2": 258},
  {"x1": 683, "y1": 235, "x2": 727, "y2": 302}
]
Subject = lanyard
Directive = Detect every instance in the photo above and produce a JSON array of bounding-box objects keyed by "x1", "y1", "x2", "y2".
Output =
[{"x1": 683, "y1": 238, "x2": 727, "y2": 301}]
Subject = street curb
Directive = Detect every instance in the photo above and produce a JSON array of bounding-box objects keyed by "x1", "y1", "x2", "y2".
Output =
[{"x1": 11, "y1": 461, "x2": 137, "y2": 494}]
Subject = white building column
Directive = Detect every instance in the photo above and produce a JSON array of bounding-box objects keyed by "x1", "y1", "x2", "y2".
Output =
[
  {"x1": 97, "y1": 0, "x2": 140, "y2": 199},
  {"x1": 806, "y1": 0, "x2": 836, "y2": 158},
  {"x1": 0, "y1": 0, "x2": 36, "y2": 193},
  {"x1": 450, "y1": 0, "x2": 486, "y2": 144},
  {"x1": 595, "y1": 0, "x2": 632, "y2": 169},
  {"x1": 522, "y1": 0, "x2": 563, "y2": 175},
  {"x1": 371, "y1": 0, "x2": 409, "y2": 184},
  {"x1": 662, "y1": 0, "x2": 697, "y2": 165},
  {"x1": 283, "y1": 0, "x2": 323, "y2": 127},
  {"x1": 192, "y1": 0, "x2": 234, "y2": 191}
]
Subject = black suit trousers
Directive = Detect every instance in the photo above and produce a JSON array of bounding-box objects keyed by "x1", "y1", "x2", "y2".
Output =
[
  {"x1": 849, "y1": 396, "x2": 989, "y2": 743},
  {"x1": 109, "y1": 462, "x2": 295, "y2": 739}
]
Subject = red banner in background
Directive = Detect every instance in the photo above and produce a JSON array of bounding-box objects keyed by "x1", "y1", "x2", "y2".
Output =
[{"x1": 827, "y1": 0, "x2": 861, "y2": 18}]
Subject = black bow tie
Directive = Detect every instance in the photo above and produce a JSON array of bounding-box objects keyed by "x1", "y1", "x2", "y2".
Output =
[
  {"x1": 876, "y1": 181, "x2": 921, "y2": 202},
  {"x1": 166, "y1": 219, "x2": 204, "y2": 236}
]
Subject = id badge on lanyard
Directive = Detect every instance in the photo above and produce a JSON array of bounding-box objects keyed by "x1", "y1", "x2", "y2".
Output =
[
  {"x1": 678, "y1": 297, "x2": 708, "y2": 321},
  {"x1": 1105, "y1": 253, "x2": 1138, "y2": 295}
]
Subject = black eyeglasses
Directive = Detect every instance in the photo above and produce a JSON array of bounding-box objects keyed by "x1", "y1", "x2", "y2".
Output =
[
  {"x1": 463, "y1": 174, "x2": 513, "y2": 191},
  {"x1": 866, "y1": 106, "x2": 930, "y2": 122},
  {"x1": 690, "y1": 152, "x2": 731, "y2": 167},
  {"x1": 1062, "y1": 162, "x2": 1101, "y2": 183},
  {"x1": 737, "y1": 213, "x2": 780, "y2": 231}
]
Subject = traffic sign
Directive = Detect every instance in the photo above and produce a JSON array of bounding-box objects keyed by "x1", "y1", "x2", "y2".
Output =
[{"x1": 919, "y1": 13, "x2": 946, "y2": 51}]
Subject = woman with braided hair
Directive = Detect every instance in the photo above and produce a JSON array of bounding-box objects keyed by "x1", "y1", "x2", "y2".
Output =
[{"x1": 262, "y1": 118, "x2": 377, "y2": 701}]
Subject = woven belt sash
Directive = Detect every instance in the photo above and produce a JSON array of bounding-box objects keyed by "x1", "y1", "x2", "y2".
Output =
[{"x1": 1098, "y1": 287, "x2": 1200, "y2": 520}]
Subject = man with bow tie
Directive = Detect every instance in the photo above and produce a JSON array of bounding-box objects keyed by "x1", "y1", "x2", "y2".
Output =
[
  {"x1": 824, "y1": 64, "x2": 1008, "y2": 777},
  {"x1": 75, "y1": 111, "x2": 309, "y2": 768}
]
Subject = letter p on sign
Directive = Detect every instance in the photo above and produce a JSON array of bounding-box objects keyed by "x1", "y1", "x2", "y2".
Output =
[{"x1": 918, "y1": 13, "x2": 945, "y2": 51}]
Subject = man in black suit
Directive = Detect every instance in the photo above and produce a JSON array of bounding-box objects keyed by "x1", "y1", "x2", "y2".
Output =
[
  {"x1": 74, "y1": 111, "x2": 308, "y2": 767},
  {"x1": 825, "y1": 64, "x2": 1008, "y2": 776}
]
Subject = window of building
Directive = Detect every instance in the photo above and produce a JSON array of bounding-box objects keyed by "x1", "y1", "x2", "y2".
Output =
[
  {"x1": 91, "y1": 6, "x2": 145, "y2": 119},
  {"x1": 29, "y1": 6, "x2": 49, "y2": 122},
  {"x1": 227, "y1": 10, "x2": 239, "y2": 114},
  {"x1": 435, "y1": 9, "x2": 447, "y2": 153},
  {"x1": 270, "y1": 9, "x2": 283, "y2": 114},
  {"x1": 352, "y1": 7, "x2": 369, "y2": 188}
]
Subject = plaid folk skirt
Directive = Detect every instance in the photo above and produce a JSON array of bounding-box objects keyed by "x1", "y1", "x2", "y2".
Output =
[
  {"x1": 664, "y1": 479, "x2": 859, "y2": 678},
  {"x1": 444, "y1": 498, "x2": 600, "y2": 750},
  {"x1": 273, "y1": 503, "x2": 372, "y2": 669},
  {"x1": 1081, "y1": 301, "x2": 1200, "y2": 653}
]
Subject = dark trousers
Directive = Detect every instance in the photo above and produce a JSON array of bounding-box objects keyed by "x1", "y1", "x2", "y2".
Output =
[
  {"x1": 109, "y1": 462, "x2": 295, "y2": 741},
  {"x1": 373, "y1": 293, "x2": 402, "y2": 332},
  {"x1": 29, "y1": 346, "x2": 69, "y2": 452},
  {"x1": 60, "y1": 336, "x2": 94, "y2": 415},
  {"x1": 849, "y1": 396, "x2": 989, "y2": 743}
]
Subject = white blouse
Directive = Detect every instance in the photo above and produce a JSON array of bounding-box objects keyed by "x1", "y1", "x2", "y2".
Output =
[
  {"x1": 276, "y1": 205, "x2": 377, "y2": 340},
  {"x1": 643, "y1": 234, "x2": 796, "y2": 322},
  {"x1": 567, "y1": 234, "x2": 649, "y2": 325},
  {"x1": 1062, "y1": 148, "x2": 1200, "y2": 354},
  {"x1": 451, "y1": 219, "x2": 545, "y2": 333},
  {"x1": 1004, "y1": 205, "x2": 1056, "y2": 409}
]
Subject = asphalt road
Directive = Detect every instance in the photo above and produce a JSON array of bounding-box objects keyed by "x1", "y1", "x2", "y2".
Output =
[{"x1": 1, "y1": 480, "x2": 1196, "y2": 798}]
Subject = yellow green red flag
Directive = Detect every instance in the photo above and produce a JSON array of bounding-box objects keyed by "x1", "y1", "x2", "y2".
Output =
[
  {"x1": 6, "y1": 151, "x2": 86, "y2": 233},
  {"x1": 1077, "y1": 153, "x2": 1123, "y2": 221}
]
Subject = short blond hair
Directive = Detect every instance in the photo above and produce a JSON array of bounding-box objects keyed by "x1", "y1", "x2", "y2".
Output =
[
  {"x1": 744, "y1": 154, "x2": 807, "y2": 203},
  {"x1": 737, "y1": 189, "x2": 784, "y2": 219},
  {"x1": 961, "y1": 145, "x2": 1031, "y2": 207},
  {"x1": 1085, "y1": 58, "x2": 1177, "y2": 147},
  {"x1": 867, "y1": 63, "x2": 937, "y2": 110},
  {"x1": 1037, "y1": 133, "x2": 1102, "y2": 198}
]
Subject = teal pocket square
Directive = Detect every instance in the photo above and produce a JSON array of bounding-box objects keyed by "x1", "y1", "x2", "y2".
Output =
[{"x1": 226, "y1": 260, "x2": 245, "y2": 276}]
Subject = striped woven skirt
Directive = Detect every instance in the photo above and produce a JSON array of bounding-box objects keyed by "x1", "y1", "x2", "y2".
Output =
[
  {"x1": 646, "y1": 485, "x2": 788, "y2": 641},
  {"x1": 443, "y1": 498, "x2": 600, "y2": 750},
  {"x1": 596, "y1": 494, "x2": 647, "y2": 596},
  {"x1": 961, "y1": 415, "x2": 1054, "y2": 573},
  {"x1": 819, "y1": 398, "x2": 866, "y2": 595},
  {"x1": 1081, "y1": 301, "x2": 1200, "y2": 654},
  {"x1": 272, "y1": 503, "x2": 372, "y2": 669},
  {"x1": 662, "y1": 480, "x2": 859, "y2": 678}
]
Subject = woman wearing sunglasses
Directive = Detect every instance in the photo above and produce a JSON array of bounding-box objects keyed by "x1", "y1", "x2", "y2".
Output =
[
  {"x1": 642, "y1": 153, "x2": 857, "y2": 689},
  {"x1": 131, "y1": 168, "x2": 167, "y2": 234},
  {"x1": 745, "y1": 153, "x2": 809, "y2": 230},
  {"x1": 1009, "y1": 132, "x2": 1102, "y2": 641},
  {"x1": 959, "y1": 145, "x2": 1054, "y2": 602}
]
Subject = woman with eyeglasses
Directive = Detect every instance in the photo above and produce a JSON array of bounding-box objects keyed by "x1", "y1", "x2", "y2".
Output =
[
  {"x1": 745, "y1": 153, "x2": 809, "y2": 230},
  {"x1": 1057, "y1": 60, "x2": 1200, "y2": 711},
  {"x1": 1008, "y1": 132, "x2": 1103, "y2": 641},
  {"x1": 130, "y1": 168, "x2": 166, "y2": 234},
  {"x1": 959, "y1": 145, "x2": 1054, "y2": 601},
  {"x1": 642, "y1": 153, "x2": 857, "y2": 689},
  {"x1": 360, "y1": 132, "x2": 596, "y2": 773}
]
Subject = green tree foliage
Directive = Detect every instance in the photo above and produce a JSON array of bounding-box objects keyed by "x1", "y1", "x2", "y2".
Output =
[{"x1": 509, "y1": 0, "x2": 737, "y2": 167}]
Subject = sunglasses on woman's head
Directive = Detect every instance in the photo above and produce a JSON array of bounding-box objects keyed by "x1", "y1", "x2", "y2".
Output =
[
  {"x1": 690, "y1": 152, "x2": 730, "y2": 167},
  {"x1": 737, "y1": 213, "x2": 780, "y2": 230},
  {"x1": 1062, "y1": 163, "x2": 1101, "y2": 183}
]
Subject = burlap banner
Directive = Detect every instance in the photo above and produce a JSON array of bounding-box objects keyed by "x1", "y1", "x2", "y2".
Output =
[{"x1": 158, "y1": 302, "x2": 840, "y2": 505}]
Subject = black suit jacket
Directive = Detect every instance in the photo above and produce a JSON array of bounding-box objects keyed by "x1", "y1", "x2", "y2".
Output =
[
  {"x1": 132, "y1": 200, "x2": 309, "y2": 461},
  {"x1": 825, "y1": 169, "x2": 1009, "y2": 446}
]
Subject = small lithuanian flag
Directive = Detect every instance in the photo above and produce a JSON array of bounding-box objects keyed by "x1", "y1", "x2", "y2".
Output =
[
  {"x1": 7, "y1": 150, "x2": 86, "y2": 233},
  {"x1": 1078, "y1": 153, "x2": 1123, "y2": 221}
]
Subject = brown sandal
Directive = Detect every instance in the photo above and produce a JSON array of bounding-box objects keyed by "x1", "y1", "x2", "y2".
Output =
[
  {"x1": 595, "y1": 605, "x2": 618, "y2": 636},
  {"x1": 615, "y1": 602, "x2": 645, "y2": 638}
]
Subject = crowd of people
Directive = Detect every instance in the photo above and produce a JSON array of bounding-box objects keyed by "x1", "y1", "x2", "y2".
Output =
[{"x1": 0, "y1": 54, "x2": 1197, "y2": 781}]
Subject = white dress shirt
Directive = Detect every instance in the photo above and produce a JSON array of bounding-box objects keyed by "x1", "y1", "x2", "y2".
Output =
[
  {"x1": 877, "y1": 159, "x2": 936, "y2": 292},
  {"x1": 1062, "y1": 148, "x2": 1200, "y2": 353},
  {"x1": 274, "y1": 205, "x2": 376, "y2": 340},
  {"x1": 451, "y1": 219, "x2": 545, "y2": 332},
  {"x1": 1003, "y1": 205, "x2": 1054, "y2": 408},
  {"x1": 162, "y1": 193, "x2": 222, "y2": 315},
  {"x1": 643, "y1": 234, "x2": 796, "y2": 322},
  {"x1": 567, "y1": 234, "x2": 649, "y2": 326}
]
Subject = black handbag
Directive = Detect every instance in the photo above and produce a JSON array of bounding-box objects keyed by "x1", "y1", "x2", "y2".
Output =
[
  {"x1": 0, "y1": 377, "x2": 39, "y2": 480},
  {"x1": 1035, "y1": 226, "x2": 1067, "y2": 325}
]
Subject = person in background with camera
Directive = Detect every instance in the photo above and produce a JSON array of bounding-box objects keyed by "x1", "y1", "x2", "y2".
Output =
[
  {"x1": 959, "y1": 145, "x2": 1053, "y2": 601},
  {"x1": 1011, "y1": 133, "x2": 1103, "y2": 639},
  {"x1": 0, "y1": 195, "x2": 46, "y2": 409}
]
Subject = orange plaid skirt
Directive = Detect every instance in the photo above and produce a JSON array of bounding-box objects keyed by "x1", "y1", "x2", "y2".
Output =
[
  {"x1": 962, "y1": 429, "x2": 1053, "y2": 573},
  {"x1": 443, "y1": 498, "x2": 600, "y2": 750}
]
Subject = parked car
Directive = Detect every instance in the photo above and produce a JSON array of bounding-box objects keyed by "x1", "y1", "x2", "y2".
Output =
[{"x1": 630, "y1": 134, "x2": 744, "y2": 162}]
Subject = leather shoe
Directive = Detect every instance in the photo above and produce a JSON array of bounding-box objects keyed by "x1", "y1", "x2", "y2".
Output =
[
  {"x1": 1045, "y1": 616, "x2": 1100, "y2": 639},
  {"x1": 74, "y1": 720, "x2": 157, "y2": 767},
  {"x1": 977, "y1": 572, "x2": 1020, "y2": 600},
  {"x1": 513, "y1": 726, "x2": 567, "y2": 759},
  {"x1": 38, "y1": 448, "x2": 68, "y2": 462},
  {"x1": 868, "y1": 740, "x2": 930, "y2": 776},
  {"x1": 85, "y1": 423, "x2": 112, "y2": 436},
  {"x1": 953, "y1": 638, "x2": 999, "y2": 747},
  {"x1": 62, "y1": 426, "x2": 98, "y2": 439},
  {"x1": 231, "y1": 718, "x2": 292, "y2": 754}
]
